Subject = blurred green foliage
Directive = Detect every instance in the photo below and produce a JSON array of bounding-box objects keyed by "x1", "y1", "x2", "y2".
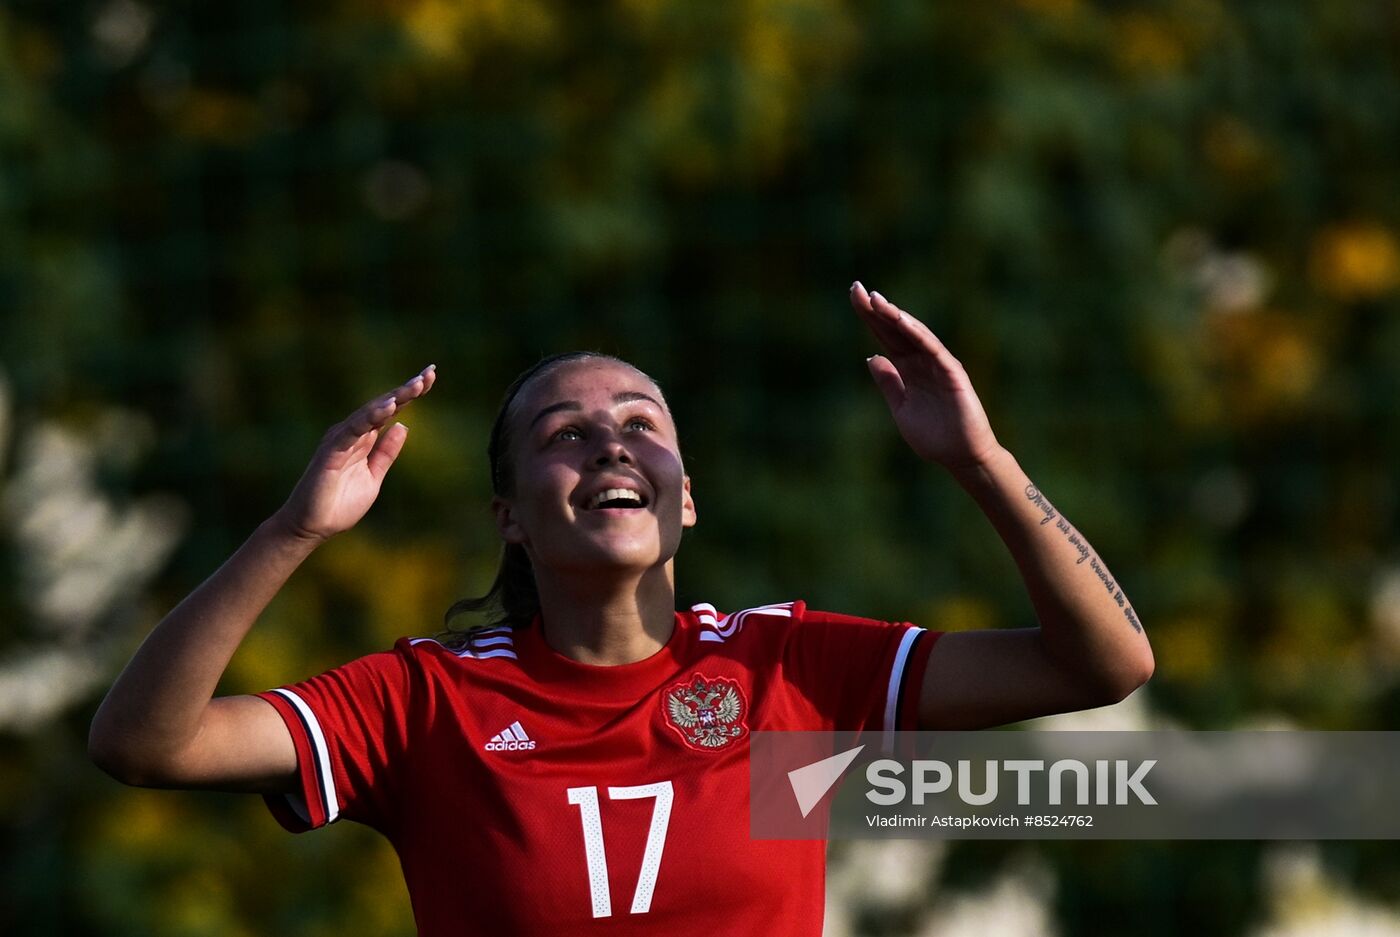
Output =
[{"x1": 3, "y1": 0, "x2": 1400, "y2": 933}]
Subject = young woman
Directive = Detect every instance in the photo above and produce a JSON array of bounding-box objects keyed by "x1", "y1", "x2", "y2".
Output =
[{"x1": 90, "y1": 283, "x2": 1153, "y2": 935}]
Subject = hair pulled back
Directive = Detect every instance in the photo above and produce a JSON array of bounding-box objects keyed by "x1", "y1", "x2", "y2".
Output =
[{"x1": 441, "y1": 351, "x2": 666, "y2": 644}]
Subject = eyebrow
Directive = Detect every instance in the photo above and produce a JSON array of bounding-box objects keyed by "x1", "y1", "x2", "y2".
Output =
[{"x1": 528, "y1": 391, "x2": 665, "y2": 430}]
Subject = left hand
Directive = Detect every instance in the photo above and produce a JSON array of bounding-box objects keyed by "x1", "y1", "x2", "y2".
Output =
[{"x1": 850, "y1": 282, "x2": 1002, "y2": 472}]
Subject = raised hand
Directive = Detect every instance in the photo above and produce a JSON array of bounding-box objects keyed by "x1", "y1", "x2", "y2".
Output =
[
  {"x1": 850, "y1": 283, "x2": 1001, "y2": 472},
  {"x1": 273, "y1": 365, "x2": 437, "y2": 543}
]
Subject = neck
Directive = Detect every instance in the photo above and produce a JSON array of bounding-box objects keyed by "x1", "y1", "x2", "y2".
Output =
[{"x1": 532, "y1": 562, "x2": 677, "y2": 665}]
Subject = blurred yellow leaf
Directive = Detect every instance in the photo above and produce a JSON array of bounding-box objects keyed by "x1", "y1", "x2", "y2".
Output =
[
  {"x1": 1309, "y1": 222, "x2": 1400, "y2": 301},
  {"x1": 921, "y1": 594, "x2": 999, "y2": 633},
  {"x1": 1152, "y1": 615, "x2": 1223, "y2": 684},
  {"x1": 1113, "y1": 12, "x2": 1186, "y2": 77},
  {"x1": 227, "y1": 612, "x2": 308, "y2": 692},
  {"x1": 1204, "y1": 309, "x2": 1326, "y2": 424},
  {"x1": 344, "y1": 838, "x2": 417, "y2": 933},
  {"x1": 97, "y1": 789, "x2": 190, "y2": 852},
  {"x1": 161, "y1": 867, "x2": 236, "y2": 936},
  {"x1": 317, "y1": 531, "x2": 461, "y2": 644},
  {"x1": 401, "y1": 0, "x2": 556, "y2": 63},
  {"x1": 404, "y1": 0, "x2": 467, "y2": 59}
]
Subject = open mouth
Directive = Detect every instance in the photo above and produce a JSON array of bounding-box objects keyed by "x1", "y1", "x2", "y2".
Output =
[{"x1": 584, "y1": 488, "x2": 650, "y2": 510}]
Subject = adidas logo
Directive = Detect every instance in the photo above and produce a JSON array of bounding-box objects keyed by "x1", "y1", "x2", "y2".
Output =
[{"x1": 485, "y1": 721, "x2": 536, "y2": 752}]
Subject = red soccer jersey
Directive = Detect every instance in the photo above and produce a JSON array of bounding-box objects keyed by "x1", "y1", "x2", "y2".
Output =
[{"x1": 258, "y1": 600, "x2": 940, "y2": 936}]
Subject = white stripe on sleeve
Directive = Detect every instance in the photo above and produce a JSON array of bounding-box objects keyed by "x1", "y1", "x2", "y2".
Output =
[
  {"x1": 270, "y1": 687, "x2": 340, "y2": 824},
  {"x1": 882, "y1": 627, "x2": 925, "y2": 754}
]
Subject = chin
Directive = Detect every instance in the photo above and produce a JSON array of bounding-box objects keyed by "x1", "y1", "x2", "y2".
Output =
[
  {"x1": 532, "y1": 539, "x2": 655, "y2": 573},
  {"x1": 565, "y1": 536, "x2": 681, "y2": 575},
  {"x1": 593, "y1": 546, "x2": 669, "y2": 571}
]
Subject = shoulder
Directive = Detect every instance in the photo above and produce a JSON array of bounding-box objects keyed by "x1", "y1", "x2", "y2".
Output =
[
  {"x1": 688, "y1": 600, "x2": 807, "y2": 644},
  {"x1": 353, "y1": 628, "x2": 524, "y2": 689},
  {"x1": 688, "y1": 600, "x2": 919, "y2": 638},
  {"x1": 398, "y1": 625, "x2": 522, "y2": 663}
]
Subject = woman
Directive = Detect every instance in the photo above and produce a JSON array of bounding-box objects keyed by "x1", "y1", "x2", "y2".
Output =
[{"x1": 90, "y1": 283, "x2": 1153, "y2": 934}]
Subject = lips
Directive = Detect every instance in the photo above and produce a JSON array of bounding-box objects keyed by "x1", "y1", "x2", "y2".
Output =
[
  {"x1": 587, "y1": 488, "x2": 646, "y2": 510},
  {"x1": 579, "y1": 480, "x2": 651, "y2": 511}
]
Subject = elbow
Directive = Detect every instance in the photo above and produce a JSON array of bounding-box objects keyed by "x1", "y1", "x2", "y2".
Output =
[
  {"x1": 1067, "y1": 639, "x2": 1154, "y2": 709},
  {"x1": 88, "y1": 735, "x2": 134, "y2": 786},
  {"x1": 1103, "y1": 644, "x2": 1155, "y2": 705},
  {"x1": 88, "y1": 720, "x2": 137, "y2": 786},
  {"x1": 88, "y1": 717, "x2": 164, "y2": 788}
]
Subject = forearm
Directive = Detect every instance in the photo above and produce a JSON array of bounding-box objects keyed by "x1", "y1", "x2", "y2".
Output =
[
  {"x1": 949, "y1": 446, "x2": 1153, "y2": 698},
  {"x1": 89, "y1": 514, "x2": 320, "y2": 774}
]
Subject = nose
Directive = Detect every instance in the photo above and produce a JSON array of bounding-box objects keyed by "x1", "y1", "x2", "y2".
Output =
[{"x1": 591, "y1": 432, "x2": 634, "y2": 467}]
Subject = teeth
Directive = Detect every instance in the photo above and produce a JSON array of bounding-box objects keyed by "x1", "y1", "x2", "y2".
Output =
[{"x1": 588, "y1": 488, "x2": 643, "y2": 509}]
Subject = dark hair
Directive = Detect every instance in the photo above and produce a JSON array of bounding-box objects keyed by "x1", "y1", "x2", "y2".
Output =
[{"x1": 441, "y1": 351, "x2": 667, "y2": 645}]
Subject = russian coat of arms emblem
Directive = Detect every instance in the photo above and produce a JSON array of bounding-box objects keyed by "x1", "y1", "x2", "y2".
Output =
[{"x1": 663, "y1": 674, "x2": 749, "y2": 751}]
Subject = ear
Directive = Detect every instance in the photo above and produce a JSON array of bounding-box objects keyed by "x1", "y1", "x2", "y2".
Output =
[
  {"x1": 491, "y1": 495, "x2": 528, "y2": 545},
  {"x1": 680, "y1": 474, "x2": 697, "y2": 528}
]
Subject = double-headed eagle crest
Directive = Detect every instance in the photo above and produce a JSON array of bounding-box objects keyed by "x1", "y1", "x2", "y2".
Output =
[{"x1": 663, "y1": 674, "x2": 748, "y2": 750}]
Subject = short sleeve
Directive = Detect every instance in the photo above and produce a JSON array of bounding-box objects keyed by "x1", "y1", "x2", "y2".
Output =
[
  {"x1": 783, "y1": 603, "x2": 942, "y2": 742},
  {"x1": 257, "y1": 640, "x2": 416, "y2": 834}
]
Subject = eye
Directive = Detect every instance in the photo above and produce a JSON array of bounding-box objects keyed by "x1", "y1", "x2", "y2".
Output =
[
  {"x1": 552, "y1": 426, "x2": 583, "y2": 442},
  {"x1": 626, "y1": 417, "x2": 656, "y2": 432}
]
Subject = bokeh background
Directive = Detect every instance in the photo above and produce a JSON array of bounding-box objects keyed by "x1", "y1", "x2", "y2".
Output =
[{"x1": 4, "y1": 0, "x2": 1400, "y2": 933}]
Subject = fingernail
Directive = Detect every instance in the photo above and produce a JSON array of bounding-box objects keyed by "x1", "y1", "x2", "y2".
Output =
[
  {"x1": 865, "y1": 355, "x2": 876, "y2": 363},
  {"x1": 850, "y1": 280, "x2": 863, "y2": 292},
  {"x1": 871, "y1": 291, "x2": 885, "y2": 303}
]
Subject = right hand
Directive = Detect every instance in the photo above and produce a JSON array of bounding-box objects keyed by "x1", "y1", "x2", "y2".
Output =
[{"x1": 273, "y1": 365, "x2": 437, "y2": 543}]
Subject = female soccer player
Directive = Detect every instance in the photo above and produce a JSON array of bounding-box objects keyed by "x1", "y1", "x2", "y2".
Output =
[{"x1": 90, "y1": 283, "x2": 1153, "y2": 935}]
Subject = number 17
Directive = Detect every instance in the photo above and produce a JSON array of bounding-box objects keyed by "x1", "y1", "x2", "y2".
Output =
[{"x1": 566, "y1": 781, "x2": 674, "y2": 918}]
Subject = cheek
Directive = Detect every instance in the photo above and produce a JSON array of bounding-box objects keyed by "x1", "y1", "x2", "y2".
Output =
[{"x1": 514, "y1": 461, "x2": 577, "y2": 516}]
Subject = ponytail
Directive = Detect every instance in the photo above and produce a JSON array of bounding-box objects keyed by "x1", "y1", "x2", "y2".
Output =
[{"x1": 441, "y1": 543, "x2": 539, "y2": 642}]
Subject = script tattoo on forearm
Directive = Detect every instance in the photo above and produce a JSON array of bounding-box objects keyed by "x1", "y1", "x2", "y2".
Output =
[
  {"x1": 1024, "y1": 484, "x2": 1057, "y2": 524},
  {"x1": 1023, "y1": 484, "x2": 1144, "y2": 634}
]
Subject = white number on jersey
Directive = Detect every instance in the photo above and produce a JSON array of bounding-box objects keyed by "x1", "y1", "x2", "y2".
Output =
[{"x1": 566, "y1": 781, "x2": 674, "y2": 918}]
